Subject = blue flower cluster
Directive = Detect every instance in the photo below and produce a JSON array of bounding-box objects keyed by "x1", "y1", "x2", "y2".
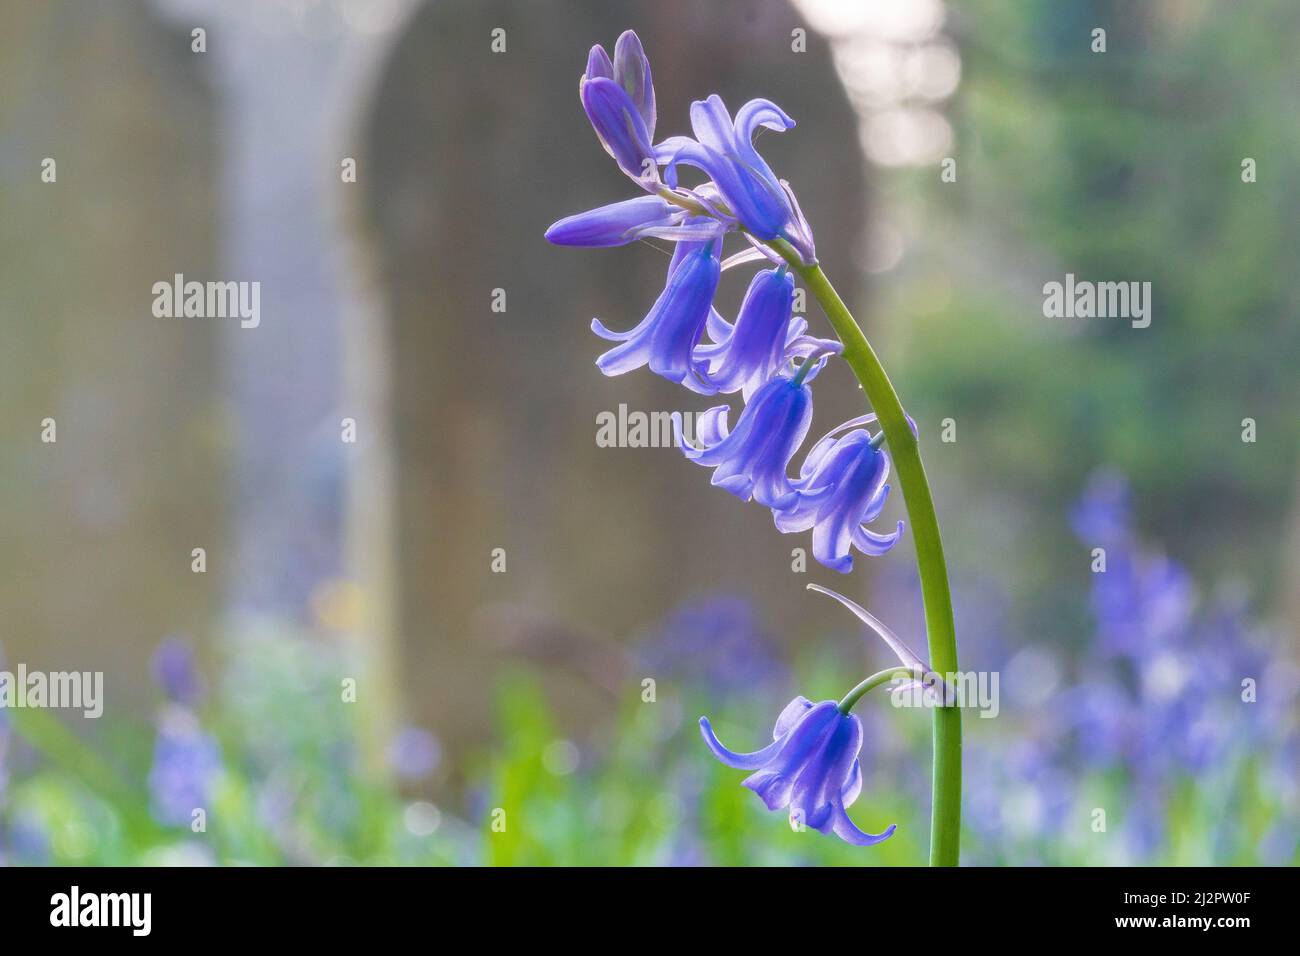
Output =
[
  {"x1": 148, "y1": 637, "x2": 221, "y2": 829},
  {"x1": 635, "y1": 594, "x2": 787, "y2": 697},
  {"x1": 957, "y1": 471, "x2": 1299, "y2": 863},
  {"x1": 1065, "y1": 473, "x2": 1296, "y2": 798},
  {"x1": 548, "y1": 31, "x2": 902, "y2": 575}
]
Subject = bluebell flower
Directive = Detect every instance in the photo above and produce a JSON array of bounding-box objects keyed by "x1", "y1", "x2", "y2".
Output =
[
  {"x1": 674, "y1": 362, "x2": 828, "y2": 509},
  {"x1": 2, "y1": 817, "x2": 51, "y2": 867},
  {"x1": 0, "y1": 647, "x2": 9, "y2": 803},
  {"x1": 700, "y1": 696, "x2": 895, "y2": 846},
  {"x1": 581, "y1": 31, "x2": 658, "y2": 186},
  {"x1": 776, "y1": 419, "x2": 904, "y2": 573},
  {"x1": 693, "y1": 266, "x2": 839, "y2": 399},
  {"x1": 148, "y1": 707, "x2": 221, "y2": 827},
  {"x1": 151, "y1": 635, "x2": 203, "y2": 706},
  {"x1": 1068, "y1": 467, "x2": 1132, "y2": 545},
  {"x1": 591, "y1": 236, "x2": 722, "y2": 391},
  {"x1": 0, "y1": 699, "x2": 9, "y2": 806},
  {"x1": 1070, "y1": 470, "x2": 1193, "y2": 659},
  {"x1": 387, "y1": 726, "x2": 442, "y2": 781},
  {"x1": 658, "y1": 95, "x2": 816, "y2": 263}
]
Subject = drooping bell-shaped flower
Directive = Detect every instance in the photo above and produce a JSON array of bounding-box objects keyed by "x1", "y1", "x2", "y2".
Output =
[
  {"x1": 591, "y1": 236, "x2": 721, "y2": 392},
  {"x1": 580, "y1": 31, "x2": 658, "y2": 187},
  {"x1": 694, "y1": 266, "x2": 839, "y2": 399},
  {"x1": 699, "y1": 696, "x2": 895, "y2": 846},
  {"x1": 674, "y1": 358, "x2": 829, "y2": 509},
  {"x1": 658, "y1": 95, "x2": 816, "y2": 263},
  {"x1": 775, "y1": 417, "x2": 904, "y2": 573}
]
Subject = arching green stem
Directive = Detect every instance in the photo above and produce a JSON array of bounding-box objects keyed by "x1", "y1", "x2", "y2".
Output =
[
  {"x1": 768, "y1": 237, "x2": 962, "y2": 867},
  {"x1": 837, "y1": 666, "x2": 918, "y2": 714}
]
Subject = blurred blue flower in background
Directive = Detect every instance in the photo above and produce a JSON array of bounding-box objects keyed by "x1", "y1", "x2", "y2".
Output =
[
  {"x1": 151, "y1": 635, "x2": 204, "y2": 707},
  {"x1": 948, "y1": 470, "x2": 1300, "y2": 864},
  {"x1": 635, "y1": 594, "x2": 786, "y2": 697},
  {"x1": 1070, "y1": 468, "x2": 1193, "y2": 660},
  {"x1": 148, "y1": 707, "x2": 221, "y2": 828},
  {"x1": 0, "y1": 644, "x2": 16, "y2": 865},
  {"x1": 148, "y1": 636, "x2": 220, "y2": 828},
  {"x1": 1065, "y1": 470, "x2": 1271, "y2": 781},
  {"x1": 387, "y1": 726, "x2": 442, "y2": 782},
  {"x1": 0, "y1": 651, "x2": 9, "y2": 804}
]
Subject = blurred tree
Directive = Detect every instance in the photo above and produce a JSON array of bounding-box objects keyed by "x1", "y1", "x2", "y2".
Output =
[
  {"x1": 881, "y1": 0, "x2": 1299, "y2": 644},
  {"x1": 152, "y1": 0, "x2": 428, "y2": 770}
]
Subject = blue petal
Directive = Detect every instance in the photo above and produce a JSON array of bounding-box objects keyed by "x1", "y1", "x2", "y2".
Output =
[
  {"x1": 740, "y1": 703, "x2": 841, "y2": 810},
  {"x1": 791, "y1": 715, "x2": 862, "y2": 829},
  {"x1": 613, "y1": 30, "x2": 655, "y2": 137},
  {"x1": 546, "y1": 196, "x2": 678, "y2": 247},
  {"x1": 636, "y1": 220, "x2": 728, "y2": 243},
  {"x1": 830, "y1": 802, "x2": 897, "y2": 847},
  {"x1": 690, "y1": 95, "x2": 737, "y2": 154},
  {"x1": 841, "y1": 759, "x2": 863, "y2": 807},
  {"x1": 661, "y1": 141, "x2": 787, "y2": 241},
  {"x1": 743, "y1": 769, "x2": 795, "y2": 811},
  {"x1": 581, "y1": 76, "x2": 655, "y2": 183},
  {"x1": 705, "y1": 306, "x2": 734, "y2": 342},
  {"x1": 584, "y1": 44, "x2": 613, "y2": 81},
  {"x1": 590, "y1": 316, "x2": 626, "y2": 342},
  {"x1": 695, "y1": 268, "x2": 795, "y2": 396},
  {"x1": 733, "y1": 98, "x2": 796, "y2": 185},
  {"x1": 854, "y1": 521, "x2": 904, "y2": 555},
  {"x1": 812, "y1": 516, "x2": 857, "y2": 573},
  {"x1": 680, "y1": 375, "x2": 812, "y2": 508},
  {"x1": 652, "y1": 135, "x2": 697, "y2": 163},
  {"x1": 594, "y1": 244, "x2": 720, "y2": 383},
  {"x1": 698, "y1": 716, "x2": 785, "y2": 770},
  {"x1": 772, "y1": 695, "x2": 814, "y2": 739},
  {"x1": 677, "y1": 405, "x2": 729, "y2": 458}
]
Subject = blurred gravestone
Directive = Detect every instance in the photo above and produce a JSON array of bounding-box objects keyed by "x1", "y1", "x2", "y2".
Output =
[{"x1": 0, "y1": 2, "x2": 221, "y2": 706}]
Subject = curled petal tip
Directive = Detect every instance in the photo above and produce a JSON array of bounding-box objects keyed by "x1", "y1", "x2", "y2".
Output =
[
  {"x1": 832, "y1": 806, "x2": 896, "y2": 847},
  {"x1": 584, "y1": 44, "x2": 613, "y2": 81},
  {"x1": 699, "y1": 715, "x2": 786, "y2": 770},
  {"x1": 589, "y1": 316, "x2": 625, "y2": 341}
]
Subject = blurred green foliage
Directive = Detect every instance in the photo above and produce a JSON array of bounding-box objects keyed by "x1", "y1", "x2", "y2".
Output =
[
  {"x1": 3, "y1": 640, "x2": 1292, "y2": 866},
  {"x1": 872, "y1": 0, "x2": 1300, "y2": 646}
]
